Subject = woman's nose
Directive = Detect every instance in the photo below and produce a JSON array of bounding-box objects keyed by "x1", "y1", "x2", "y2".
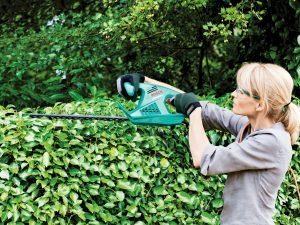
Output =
[{"x1": 231, "y1": 90, "x2": 237, "y2": 97}]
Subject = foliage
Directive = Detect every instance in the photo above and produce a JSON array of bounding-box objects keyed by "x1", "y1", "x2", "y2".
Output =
[
  {"x1": 0, "y1": 95, "x2": 299, "y2": 224},
  {"x1": 0, "y1": 0, "x2": 299, "y2": 109},
  {"x1": 0, "y1": 24, "x2": 116, "y2": 108},
  {"x1": 0, "y1": 1, "x2": 299, "y2": 223},
  {"x1": 0, "y1": 96, "x2": 221, "y2": 224},
  {"x1": 287, "y1": 35, "x2": 300, "y2": 91}
]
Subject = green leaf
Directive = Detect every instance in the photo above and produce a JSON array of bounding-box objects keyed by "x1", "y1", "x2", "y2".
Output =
[
  {"x1": 126, "y1": 205, "x2": 138, "y2": 214},
  {"x1": 10, "y1": 162, "x2": 19, "y2": 174},
  {"x1": 49, "y1": 94, "x2": 65, "y2": 101},
  {"x1": 1, "y1": 192, "x2": 8, "y2": 201},
  {"x1": 0, "y1": 170, "x2": 9, "y2": 180},
  {"x1": 70, "y1": 139, "x2": 81, "y2": 145},
  {"x1": 57, "y1": 184, "x2": 71, "y2": 196},
  {"x1": 21, "y1": 209, "x2": 32, "y2": 220},
  {"x1": 89, "y1": 175, "x2": 100, "y2": 182},
  {"x1": 129, "y1": 171, "x2": 139, "y2": 178},
  {"x1": 270, "y1": 50, "x2": 277, "y2": 60},
  {"x1": 153, "y1": 186, "x2": 168, "y2": 195},
  {"x1": 89, "y1": 189, "x2": 99, "y2": 196},
  {"x1": 209, "y1": 131, "x2": 220, "y2": 145},
  {"x1": 160, "y1": 158, "x2": 170, "y2": 168},
  {"x1": 36, "y1": 197, "x2": 49, "y2": 207},
  {"x1": 133, "y1": 133, "x2": 143, "y2": 142},
  {"x1": 212, "y1": 198, "x2": 224, "y2": 208},
  {"x1": 86, "y1": 202, "x2": 95, "y2": 212},
  {"x1": 201, "y1": 212, "x2": 216, "y2": 224},
  {"x1": 188, "y1": 183, "x2": 204, "y2": 192},
  {"x1": 59, "y1": 204, "x2": 68, "y2": 216},
  {"x1": 100, "y1": 212, "x2": 113, "y2": 223},
  {"x1": 176, "y1": 191, "x2": 194, "y2": 204},
  {"x1": 104, "y1": 202, "x2": 115, "y2": 208},
  {"x1": 89, "y1": 85, "x2": 97, "y2": 96},
  {"x1": 27, "y1": 183, "x2": 38, "y2": 193},
  {"x1": 85, "y1": 212, "x2": 96, "y2": 221},
  {"x1": 291, "y1": 198, "x2": 300, "y2": 210},
  {"x1": 69, "y1": 168, "x2": 81, "y2": 176},
  {"x1": 70, "y1": 192, "x2": 79, "y2": 203},
  {"x1": 74, "y1": 208, "x2": 86, "y2": 221},
  {"x1": 109, "y1": 147, "x2": 119, "y2": 159},
  {"x1": 118, "y1": 161, "x2": 128, "y2": 171},
  {"x1": 134, "y1": 222, "x2": 145, "y2": 225},
  {"x1": 24, "y1": 132, "x2": 35, "y2": 142},
  {"x1": 15, "y1": 15, "x2": 22, "y2": 22},
  {"x1": 101, "y1": 178, "x2": 115, "y2": 187},
  {"x1": 69, "y1": 91, "x2": 84, "y2": 101},
  {"x1": 16, "y1": 70, "x2": 23, "y2": 80},
  {"x1": 70, "y1": 68, "x2": 85, "y2": 75},
  {"x1": 116, "y1": 191, "x2": 125, "y2": 201},
  {"x1": 117, "y1": 180, "x2": 134, "y2": 191},
  {"x1": 54, "y1": 168, "x2": 68, "y2": 177},
  {"x1": 42, "y1": 152, "x2": 50, "y2": 167},
  {"x1": 177, "y1": 174, "x2": 186, "y2": 184},
  {"x1": 297, "y1": 66, "x2": 300, "y2": 77}
]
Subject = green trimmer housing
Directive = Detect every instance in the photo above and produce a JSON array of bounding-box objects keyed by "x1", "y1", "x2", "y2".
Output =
[{"x1": 117, "y1": 82, "x2": 186, "y2": 126}]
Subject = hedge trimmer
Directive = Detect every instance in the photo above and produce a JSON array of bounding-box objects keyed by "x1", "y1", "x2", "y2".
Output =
[{"x1": 30, "y1": 82, "x2": 186, "y2": 126}]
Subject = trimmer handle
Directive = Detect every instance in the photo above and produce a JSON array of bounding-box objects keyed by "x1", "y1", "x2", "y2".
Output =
[
  {"x1": 124, "y1": 82, "x2": 175, "y2": 104},
  {"x1": 124, "y1": 82, "x2": 135, "y2": 97}
]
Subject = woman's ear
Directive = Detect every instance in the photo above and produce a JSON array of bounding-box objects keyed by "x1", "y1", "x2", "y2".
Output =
[{"x1": 255, "y1": 101, "x2": 265, "y2": 112}]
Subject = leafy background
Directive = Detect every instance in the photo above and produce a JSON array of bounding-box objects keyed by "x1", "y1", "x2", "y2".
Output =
[
  {"x1": 0, "y1": 0, "x2": 299, "y2": 108},
  {"x1": 0, "y1": 0, "x2": 299, "y2": 224}
]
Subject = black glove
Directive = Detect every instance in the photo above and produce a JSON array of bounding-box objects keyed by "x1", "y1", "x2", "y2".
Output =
[
  {"x1": 117, "y1": 73, "x2": 145, "y2": 100},
  {"x1": 173, "y1": 92, "x2": 201, "y2": 116}
]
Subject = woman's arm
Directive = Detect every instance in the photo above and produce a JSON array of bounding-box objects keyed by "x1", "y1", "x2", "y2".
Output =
[
  {"x1": 144, "y1": 77, "x2": 209, "y2": 167},
  {"x1": 145, "y1": 76, "x2": 185, "y2": 94},
  {"x1": 189, "y1": 107, "x2": 211, "y2": 168}
]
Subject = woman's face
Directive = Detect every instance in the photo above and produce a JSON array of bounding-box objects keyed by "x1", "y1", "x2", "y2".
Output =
[{"x1": 231, "y1": 86, "x2": 260, "y2": 117}]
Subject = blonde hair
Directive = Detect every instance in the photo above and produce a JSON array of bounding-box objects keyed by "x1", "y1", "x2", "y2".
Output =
[{"x1": 236, "y1": 62, "x2": 300, "y2": 144}]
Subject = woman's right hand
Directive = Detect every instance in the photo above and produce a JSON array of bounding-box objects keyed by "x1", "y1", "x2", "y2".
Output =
[{"x1": 116, "y1": 73, "x2": 145, "y2": 100}]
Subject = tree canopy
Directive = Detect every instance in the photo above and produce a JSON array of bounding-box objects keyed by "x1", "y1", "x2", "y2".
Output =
[{"x1": 0, "y1": 0, "x2": 299, "y2": 108}]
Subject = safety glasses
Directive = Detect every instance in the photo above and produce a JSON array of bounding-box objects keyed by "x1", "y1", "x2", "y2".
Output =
[{"x1": 235, "y1": 87, "x2": 260, "y2": 100}]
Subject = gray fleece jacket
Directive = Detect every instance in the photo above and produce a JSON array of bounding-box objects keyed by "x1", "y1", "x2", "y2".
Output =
[{"x1": 199, "y1": 102, "x2": 292, "y2": 225}]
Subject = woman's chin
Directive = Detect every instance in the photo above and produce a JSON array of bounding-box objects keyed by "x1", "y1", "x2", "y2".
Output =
[{"x1": 233, "y1": 108, "x2": 242, "y2": 115}]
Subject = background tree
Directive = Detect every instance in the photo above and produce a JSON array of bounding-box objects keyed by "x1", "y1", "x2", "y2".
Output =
[{"x1": 0, "y1": 0, "x2": 299, "y2": 106}]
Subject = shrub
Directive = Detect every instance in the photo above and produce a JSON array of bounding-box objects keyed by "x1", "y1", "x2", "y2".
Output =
[
  {"x1": 0, "y1": 95, "x2": 299, "y2": 224},
  {"x1": 0, "y1": 1, "x2": 299, "y2": 109}
]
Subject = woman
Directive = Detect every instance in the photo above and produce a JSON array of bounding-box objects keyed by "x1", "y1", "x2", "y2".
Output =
[{"x1": 117, "y1": 63, "x2": 300, "y2": 225}]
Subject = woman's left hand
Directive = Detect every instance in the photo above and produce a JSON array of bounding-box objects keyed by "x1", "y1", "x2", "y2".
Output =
[{"x1": 174, "y1": 93, "x2": 201, "y2": 116}]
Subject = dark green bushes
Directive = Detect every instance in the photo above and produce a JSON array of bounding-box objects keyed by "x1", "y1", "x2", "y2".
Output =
[{"x1": 0, "y1": 0, "x2": 299, "y2": 109}]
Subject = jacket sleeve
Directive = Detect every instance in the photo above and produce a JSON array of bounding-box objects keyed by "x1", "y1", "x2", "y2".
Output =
[
  {"x1": 200, "y1": 132, "x2": 281, "y2": 176},
  {"x1": 200, "y1": 101, "x2": 248, "y2": 137}
]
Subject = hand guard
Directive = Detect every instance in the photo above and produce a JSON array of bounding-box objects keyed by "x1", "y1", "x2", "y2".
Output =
[{"x1": 117, "y1": 73, "x2": 145, "y2": 100}]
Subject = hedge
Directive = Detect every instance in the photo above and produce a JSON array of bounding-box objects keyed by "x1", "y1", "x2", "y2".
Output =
[{"x1": 0, "y1": 95, "x2": 299, "y2": 224}]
